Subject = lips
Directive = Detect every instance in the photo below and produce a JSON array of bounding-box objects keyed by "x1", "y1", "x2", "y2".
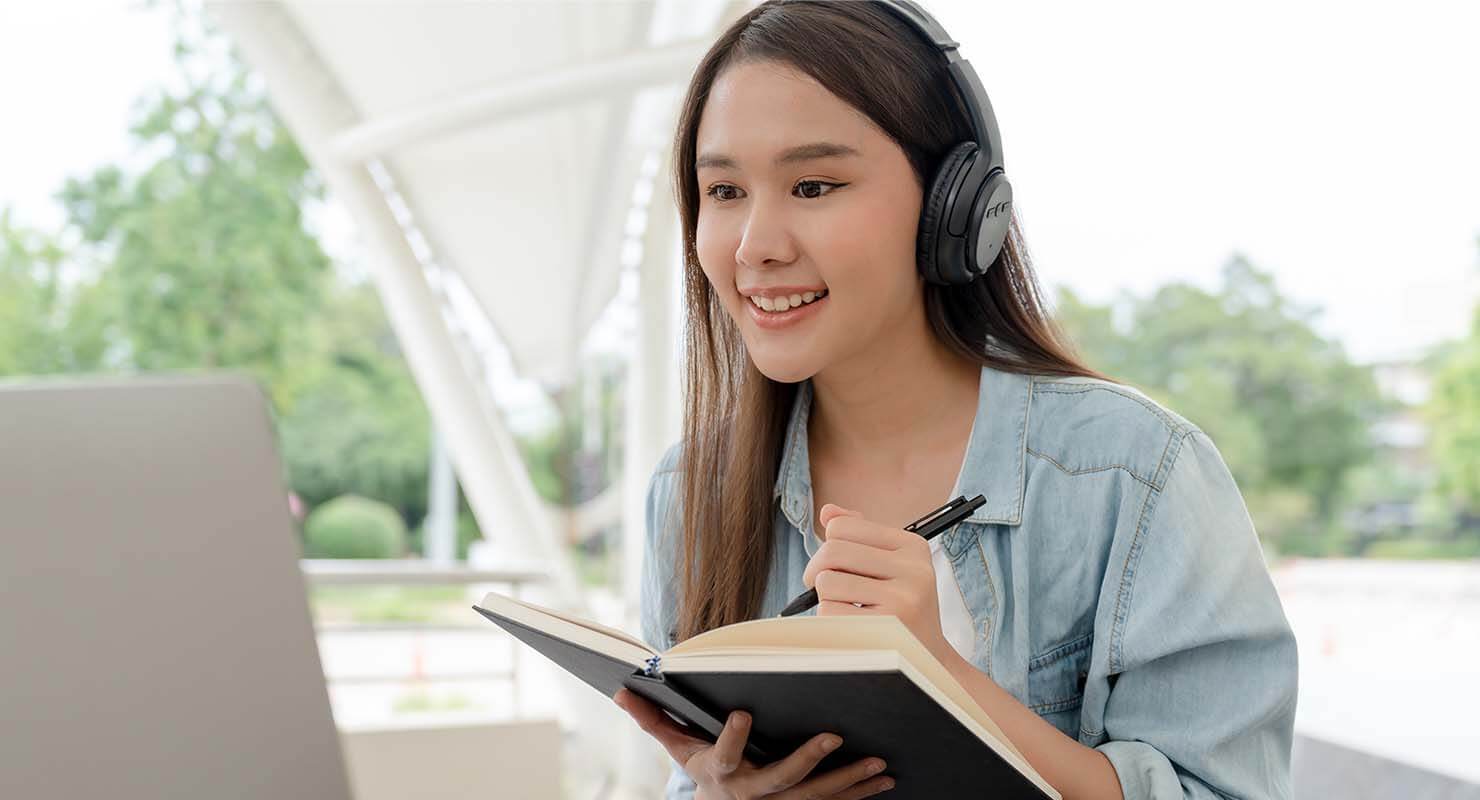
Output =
[
  {"x1": 749, "y1": 288, "x2": 828, "y2": 313},
  {"x1": 745, "y1": 290, "x2": 828, "y2": 331}
]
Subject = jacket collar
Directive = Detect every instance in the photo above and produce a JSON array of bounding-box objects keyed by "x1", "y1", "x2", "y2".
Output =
[{"x1": 773, "y1": 364, "x2": 1032, "y2": 538}]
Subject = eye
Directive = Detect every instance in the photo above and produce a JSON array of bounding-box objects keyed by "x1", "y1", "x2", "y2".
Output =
[
  {"x1": 702, "y1": 180, "x2": 846, "y2": 203},
  {"x1": 705, "y1": 183, "x2": 743, "y2": 202},
  {"x1": 794, "y1": 179, "x2": 843, "y2": 199}
]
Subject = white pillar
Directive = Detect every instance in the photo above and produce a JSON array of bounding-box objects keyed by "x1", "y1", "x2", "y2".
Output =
[
  {"x1": 615, "y1": 152, "x2": 685, "y2": 799},
  {"x1": 207, "y1": 1, "x2": 588, "y2": 612},
  {"x1": 425, "y1": 427, "x2": 457, "y2": 564}
]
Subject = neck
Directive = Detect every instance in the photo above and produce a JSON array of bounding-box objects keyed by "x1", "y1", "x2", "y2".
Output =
[{"x1": 808, "y1": 302, "x2": 980, "y2": 466}]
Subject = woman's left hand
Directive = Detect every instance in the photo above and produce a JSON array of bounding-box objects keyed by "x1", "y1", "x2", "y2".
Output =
[{"x1": 803, "y1": 503, "x2": 956, "y2": 668}]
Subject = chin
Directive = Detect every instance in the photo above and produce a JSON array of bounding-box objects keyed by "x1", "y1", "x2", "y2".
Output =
[{"x1": 748, "y1": 356, "x2": 817, "y2": 385}]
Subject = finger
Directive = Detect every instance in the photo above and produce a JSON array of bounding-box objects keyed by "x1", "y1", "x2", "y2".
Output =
[
  {"x1": 789, "y1": 756, "x2": 891, "y2": 800},
  {"x1": 828, "y1": 771, "x2": 896, "y2": 799},
  {"x1": 817, "y1": 503, "x2": 862, "y2": 530},
  {"x1": 613, "y1": 688, "x2": 713, "y2": 765},
  {"x1": 817, "y1": 598, "x2": 877, "y2": 615},
  {"x1": 750, "y1": 732, "x2": 844, "y2": 795},
  {"x1": 708, "y1": 709, "x2": 751, "y2": 776},
  {"x1": 814, "y1": 569, "x2": 887, "y2": 606},
  {"x1": 822, "y1": 514, "x2": 909, "y2": 551},
  {"x1": 803, "y1": 539, "x2": 897, "y2": 588}
]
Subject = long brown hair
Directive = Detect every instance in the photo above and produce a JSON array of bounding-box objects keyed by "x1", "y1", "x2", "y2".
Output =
[{"x1": 666, "y1": 0, "x2": 1107, "y2": 642}]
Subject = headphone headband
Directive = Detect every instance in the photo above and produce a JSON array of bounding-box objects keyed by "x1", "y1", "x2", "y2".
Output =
[
  {"x1": 868, "y1": 0, "x2": 1005, "y2": 175},
  {"x1": 765, "y1": 0, "x2": 1014, "y2": 284}
]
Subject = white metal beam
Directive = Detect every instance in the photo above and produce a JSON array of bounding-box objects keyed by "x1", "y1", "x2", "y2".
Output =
[
  {"x1": 206, "y1": 0, "x2": 591, "y2": 614},
  {"x1": 327, "y1": 39, "x2": 709, "y2": 165}
]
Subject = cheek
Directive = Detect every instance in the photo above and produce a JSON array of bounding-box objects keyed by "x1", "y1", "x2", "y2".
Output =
[
  {"x1": 813, "y1": 204, "x2": 919, "y2": 296},
  {"x1": 694, "y1": 215, "x2": 735, "y2": 286}
]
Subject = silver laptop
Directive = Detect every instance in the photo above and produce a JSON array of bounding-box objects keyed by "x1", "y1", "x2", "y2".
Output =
[{"x1": 0, "y1": 373, "x2": 353, "y2": 800}]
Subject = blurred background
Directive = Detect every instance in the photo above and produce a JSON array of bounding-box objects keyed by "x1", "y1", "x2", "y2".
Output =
[{"x1": 1, "y1": 0, "x2": 1476, "y2": 797}]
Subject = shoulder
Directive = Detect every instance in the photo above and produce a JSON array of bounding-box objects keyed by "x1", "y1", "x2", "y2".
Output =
[
  {"x1": 643, "y1": 441, "x2": 685, "y2": 543},
  {"x1": 1025, "y1": 374, "x2": 1204, "y2": 491},
  {"x1": 653, "y1": 440, "x2": 683, "y2": 476}
]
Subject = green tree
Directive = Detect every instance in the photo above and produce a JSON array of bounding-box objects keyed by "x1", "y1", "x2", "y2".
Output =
[
  {"x1": 1, "y1": 0, "x2": 625, "y2": 544},
  {"x1": 53, "y1": 8, "x2": 329, "y2": 410},
  {"x1": 274, "y1": 281, "x2": 432, "y2": 523},
  {"x1": 0, "y1": 2, "x2": 438, "y2": 527},
  {"x1": 1056, "y1": 254, "x2": 1384, "y2": 552},
  {"x1": 303, "y1": 494, "x2": 408, "y2": 559},
  {"x1": 1425, "y1": 303, "x2": 1480, "y2": 521},
  {"x1": 0, "y1": 210, "x2": 119, "y2": 376}
]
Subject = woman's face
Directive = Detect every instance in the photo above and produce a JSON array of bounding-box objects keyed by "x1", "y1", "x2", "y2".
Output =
[{"x1": 694, "y1": 59, "x2": 925, "y2": 384}]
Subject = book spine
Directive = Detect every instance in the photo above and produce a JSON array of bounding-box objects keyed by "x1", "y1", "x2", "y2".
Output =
[{"x1": 642, "y1": 655, "x2": 662, "y2": 677}]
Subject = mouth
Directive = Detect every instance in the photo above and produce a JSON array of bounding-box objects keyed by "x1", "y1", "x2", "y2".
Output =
[
  {"x1": 744, "y1": 288, "x2": 829, "y2": 331},
  {"x1": 745, "y1": 288, "x2": 828, "y2": 313}
]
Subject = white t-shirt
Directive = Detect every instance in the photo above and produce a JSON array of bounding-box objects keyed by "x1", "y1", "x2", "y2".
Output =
[{"x1": 931, "y1": 534, "x2": 977, "y2": 662}]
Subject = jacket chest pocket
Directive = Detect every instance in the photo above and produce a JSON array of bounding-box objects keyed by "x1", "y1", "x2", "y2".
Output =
[{"x1": 1026, "y1": 632, "x2": 1092, "y2": 736}]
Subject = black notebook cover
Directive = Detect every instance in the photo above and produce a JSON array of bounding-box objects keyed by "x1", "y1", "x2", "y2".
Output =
[{"x1": 473, "y1": 603, "x2": 1054, "y2": 799}]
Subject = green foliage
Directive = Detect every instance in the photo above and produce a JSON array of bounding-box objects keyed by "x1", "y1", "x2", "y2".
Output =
[
  {"x1": 1362, "y1": 537, "x2": 1480, "y2": 560},
  {"x1": 1056, "y1": 255, "x2": 1385, "y2": 551},
  {"x1": 392, "y1": 690, "x2": 478, "y2": 714},
  {"x1": 1424, "y1": 305, "x2": 1480, "y2": 517},
  {"x1": 53, "y1": 52, "x2": 329, "y2": 409},
  {"x1": 273, "y1": 281, "x2": 432, "y2": 520},
  {"x1": 303, "y1": 495, "x2": 407, "y2": 559},
  {"x1": 0, "y1": 4, "x2": 437, "y2": 527},
  {"x1": 310, "y1": 585, "x2": 466, "y2": 624},
  {"x1": 0, "y1": 211, "x2": 120, "y2": 375},
  {"x1": 514, "y1": 367, "x2": 625, "y2": 507}
]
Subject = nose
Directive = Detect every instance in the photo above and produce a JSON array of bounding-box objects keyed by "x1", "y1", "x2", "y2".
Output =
[{"x1": 734, "y1": 196, "x2": 798, "y2": 270}]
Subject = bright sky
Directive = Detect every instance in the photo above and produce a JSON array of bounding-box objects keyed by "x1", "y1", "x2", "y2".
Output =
[{"x1": 1, "y1": 0, "x2": 1476, "y2": 365}]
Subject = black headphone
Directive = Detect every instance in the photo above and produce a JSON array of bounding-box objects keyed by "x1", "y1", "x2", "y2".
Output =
[{"x1": 867, "y1": 0, "x2": 1013, "y2": 285}]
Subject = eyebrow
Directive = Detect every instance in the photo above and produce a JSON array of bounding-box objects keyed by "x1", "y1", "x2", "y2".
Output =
[{"x1": 695, "y1": 141, "x2": 861, "y2": 171}]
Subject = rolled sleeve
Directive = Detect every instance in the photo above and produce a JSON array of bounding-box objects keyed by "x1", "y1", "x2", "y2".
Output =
[{"x1": 1095, "y1": 431, "x2": 1299, "y2": 799}]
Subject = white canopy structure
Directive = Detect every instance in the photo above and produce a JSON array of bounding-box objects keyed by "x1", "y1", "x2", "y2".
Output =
[{"x1": 206, "y1": 0, "x2": 745, "y2": 623}]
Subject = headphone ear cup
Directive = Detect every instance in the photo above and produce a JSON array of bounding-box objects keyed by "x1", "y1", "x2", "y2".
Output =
[
  {"x1": 967, "y1": 172, "x2": 1013, "y2": 279},
  {"x1": 917, "y1": 142, "x2": 976, "y2": 285}
]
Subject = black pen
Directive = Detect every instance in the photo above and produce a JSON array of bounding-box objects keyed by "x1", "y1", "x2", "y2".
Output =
[{"x1": 777, "y1": 493, "x2": 988, "y2": 617}]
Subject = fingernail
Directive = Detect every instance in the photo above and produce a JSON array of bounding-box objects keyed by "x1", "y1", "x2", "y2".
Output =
[
  {"x1": 823, "y1": 735, "x2": 842, "y2": 752},
  {"x1": 879, "y1": 778, "x2": 896, "y2": 791}
]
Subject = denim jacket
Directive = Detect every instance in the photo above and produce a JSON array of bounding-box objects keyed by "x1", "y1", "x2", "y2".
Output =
[{"x1": 639, "y1": 365, "x2": 1299, "y2": 799}]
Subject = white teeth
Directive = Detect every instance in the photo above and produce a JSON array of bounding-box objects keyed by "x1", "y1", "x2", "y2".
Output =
[{"x1": 749, "y1": 288, "x2": 827, "y2": 313}]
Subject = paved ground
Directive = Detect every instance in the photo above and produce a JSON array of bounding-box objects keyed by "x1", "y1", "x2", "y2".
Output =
[{"x1": 1273, "y1": 558, "x2": 1480, "y2": 784}]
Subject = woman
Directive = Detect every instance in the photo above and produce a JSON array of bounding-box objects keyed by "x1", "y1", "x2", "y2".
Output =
[{"x1": 613, "y1": 2, "x2": 1298, "y2": 798}]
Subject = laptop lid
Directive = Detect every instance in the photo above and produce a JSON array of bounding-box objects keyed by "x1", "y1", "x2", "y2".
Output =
[{"x1": 0, "y1": 373, "x2": 353, "y2": 800}]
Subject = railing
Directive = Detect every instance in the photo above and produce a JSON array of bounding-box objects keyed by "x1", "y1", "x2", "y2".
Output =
[{"x1": 299, "y1": 559, "x2": 548, "y2": 719}]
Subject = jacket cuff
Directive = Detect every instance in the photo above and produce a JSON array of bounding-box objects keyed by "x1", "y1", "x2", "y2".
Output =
[
  {"x1": 1095, "y1": 739, "x2": 1185, "y2": 799},
  {"x1": 663, "y1": 761, "x2": 697, "y2": 800}
]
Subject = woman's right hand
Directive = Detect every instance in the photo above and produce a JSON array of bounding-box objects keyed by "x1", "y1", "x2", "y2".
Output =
[{"x1": 614, "y1": 688, "x2": 895, "y2": 799}]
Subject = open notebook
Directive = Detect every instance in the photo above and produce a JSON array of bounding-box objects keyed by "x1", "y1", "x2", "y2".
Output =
[{"x1": 473, "y1": 590, "x2": 1059, "y2": 799}]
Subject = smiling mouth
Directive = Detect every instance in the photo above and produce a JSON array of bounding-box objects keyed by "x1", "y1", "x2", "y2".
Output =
[{"x1": 747, "y1": 288, "x2": 829, "y2": 313}]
